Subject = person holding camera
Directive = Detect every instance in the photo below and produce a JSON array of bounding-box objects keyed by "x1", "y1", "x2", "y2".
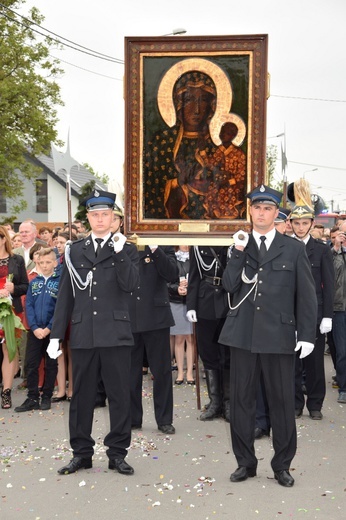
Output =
[{"x1": 330, "y1": 221, "x2": 346, "y2": 404}]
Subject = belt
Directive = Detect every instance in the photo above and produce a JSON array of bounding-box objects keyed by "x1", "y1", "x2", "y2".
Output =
[{"x1": 203, "y1": 275, "x2": 222, "y2": 286}]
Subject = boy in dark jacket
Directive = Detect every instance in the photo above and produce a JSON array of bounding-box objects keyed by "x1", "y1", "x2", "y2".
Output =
[{"x1": 15, "y1": 248, "x2": 60, "y2": 412}]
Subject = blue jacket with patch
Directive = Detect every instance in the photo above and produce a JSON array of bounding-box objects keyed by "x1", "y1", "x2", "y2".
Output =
[{"x1": 25, "y1": 271, "x2": 60, "y2": 331}]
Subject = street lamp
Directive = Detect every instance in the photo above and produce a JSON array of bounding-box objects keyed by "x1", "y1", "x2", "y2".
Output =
[{"x1": 163, "y1": 28, "x2": 187, "y2": 36}]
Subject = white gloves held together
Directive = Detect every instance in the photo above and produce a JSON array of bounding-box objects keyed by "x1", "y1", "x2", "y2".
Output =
[{"x1": 46, "y1": 338, "x2": 62, "y2": 359}]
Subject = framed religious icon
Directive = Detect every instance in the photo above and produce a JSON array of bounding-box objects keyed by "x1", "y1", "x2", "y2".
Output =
[{"x1": 124, "y1": 34, "x2": 268, "y2": 244}]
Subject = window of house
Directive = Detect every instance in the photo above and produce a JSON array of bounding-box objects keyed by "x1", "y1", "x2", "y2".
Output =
[{"x1": 36, "y1": 179, "x2": 48, "y2": 213}]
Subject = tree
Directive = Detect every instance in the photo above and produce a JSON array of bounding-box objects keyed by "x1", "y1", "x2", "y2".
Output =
[
  {"x1": 73, "y1": 180, "x2": 96, "y2": 230},
  {"x1": 0, "y1": 1, "x2": 63, "y2": 215},
  {"x1": 266, "y1": 144, "x2": 283, "y2": 191},
  {"x1": 83, "y1": 163, "x2": 109, "y2": 187}
]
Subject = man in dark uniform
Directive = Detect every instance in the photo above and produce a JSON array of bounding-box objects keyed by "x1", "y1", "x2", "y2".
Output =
[
  {"x1": 186, "y1": 246, "x2": 230, "y2": 421},
  {"x1": 289, "y1": 202, "x2": 334, "y2": 420},
  {"x1": 129, "y1": 245, "x2": 178, "y2": 434},
  {"x1": 255, "y1": 206, "x2": 291, "y2": 439},
  {"x1": 219, "y1": 185, "x2": 317, "y2": 487},
  {"x1": 48, "y1": 190, "x2": 139, "y2": 476}
]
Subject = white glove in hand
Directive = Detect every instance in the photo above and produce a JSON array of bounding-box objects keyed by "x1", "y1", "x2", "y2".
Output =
[
  {"x1": 294, "y1": 341, "x2": 314, "y2": 359},
  {"x1": 186, "y1": 310, "x2": 197, "y2": 323},
  {"x1": 233, "y1": 230, "x2": 249, "y2": 248},
  {"x1": 113, "y1": 232, "x2": 127, "y2": 253},
  {"x1": 46, "y1": 338, "x2": 62, "y2": 359},
  {"x1": 319, "y1": 317, "x2": 332, "y2": 334}
]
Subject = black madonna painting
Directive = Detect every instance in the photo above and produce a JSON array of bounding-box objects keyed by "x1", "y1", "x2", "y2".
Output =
[{"x1": 125, "y1": 35, "x2": 268, "y2": 239}]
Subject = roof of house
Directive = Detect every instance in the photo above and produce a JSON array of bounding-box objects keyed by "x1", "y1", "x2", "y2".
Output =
[{"x1": 32, "y1": 153, "x2": 107, "y2": 199}]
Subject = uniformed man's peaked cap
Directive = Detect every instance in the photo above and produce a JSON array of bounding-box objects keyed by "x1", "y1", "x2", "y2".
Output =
[
  {"x1": 274, "y1": 206, "x2": 291, "y2": 223},
  {"x1": 81, "y1": 189, "x2": 116, "y2": 211},
  {"x1": 246, "y1": 184, "x2": 283, "y2": 207}
]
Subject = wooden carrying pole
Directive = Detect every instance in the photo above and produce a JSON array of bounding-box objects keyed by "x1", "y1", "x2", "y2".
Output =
[{"x1": 192, "y1": 322, "x2": 201, "y2": 410}]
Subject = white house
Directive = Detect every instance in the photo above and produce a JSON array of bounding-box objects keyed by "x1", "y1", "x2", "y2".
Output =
[{"x1": 0, "y1": 153, "x2": 107, "y2": 229}]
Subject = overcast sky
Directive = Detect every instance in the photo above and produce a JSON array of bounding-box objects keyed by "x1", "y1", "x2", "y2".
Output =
[{"x1": 21, "y1": 0, "x2": 346, "y2": 211}]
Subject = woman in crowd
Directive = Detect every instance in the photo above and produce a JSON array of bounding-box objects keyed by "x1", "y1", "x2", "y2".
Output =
[
  {"x1": 0, "y1": 225, "x2": 28, "y2": 409},
  {"x1": 11, "y1": 233, "x2": 22, "y2": 249},
  {"x1": 168, "y1": 245, "x2": 194, "y2": 384}
]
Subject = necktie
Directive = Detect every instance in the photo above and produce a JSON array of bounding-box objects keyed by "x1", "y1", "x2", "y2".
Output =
[
  {"x1": 95, "y1": 238, "x2": 103, "y2": 257},
  {"x1": 259, "y1": 235, "x2": 267, "y2": 261}
]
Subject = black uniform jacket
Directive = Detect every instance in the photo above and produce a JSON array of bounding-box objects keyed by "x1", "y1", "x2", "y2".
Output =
[
  {"x1": 186, "y1": 246, "x2": 229, "y2": 320},
  {"x1": 305, "y1": 236, "x2": 334, "y2": 322},
  {"x1": 51, "y1": 236, "x2": 139, "y2": 349},
  {"x1": 129, "y1": 246, "x2": 178, "y2": 333},
  {"x1": 219, "y1": 232, "x2": 317, "y2": 354}
]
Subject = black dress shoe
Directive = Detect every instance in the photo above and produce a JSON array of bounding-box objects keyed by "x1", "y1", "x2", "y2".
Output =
[
  {"x1": 274, "y1": 470, "x2": 294, "y2": 487},
  {"x1": 295, "y1": 408, "x2": 303, "y2": 418},
  {"x1": 57, "y1": 456, "x2": 92, "y2": 475},
  {"x1": 230, "y1": 466, "x2": 257, "y2": 482},
  {"x1": 108, "y1": 458, "x2": 134, "y2": 475},
  {"x1": 158, "y1": 424, "x2": 175, "y2": 434},
  {"x1": 131, "y1": 424, "x2": 142, "y2": 430},
  {"x1": 309, "y1": 410, "x2": 323, "y2": 420},
  {"x1": 51, "y1": 394, "x2": 67, "y2": 403},
  {"x1": 254, "y1": 427, "x2": 270, "y2": 439}
]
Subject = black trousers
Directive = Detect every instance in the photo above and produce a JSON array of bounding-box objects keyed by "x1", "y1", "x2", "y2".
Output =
[
  {"x1": 255, "y1": 372, "x2": 271, "y2": 432},
  {"x1": 26, "y1": 331, "x2": 57, "y2": 400},
  {"x1": 196, "y1": 318, "x2": 228, "y2": 370},
  {"x1": 229, "y1": 347, "x2": 296, "y2": 472},
  {"x1": 295, "y1": 326, "x2": 326, "y2": 412},
  {"x1": 70, "y1": 347, "x2": 131, "y2": 459},
  {"x1": 131, "y1": 329, "x2": 173, "y2": 426}
]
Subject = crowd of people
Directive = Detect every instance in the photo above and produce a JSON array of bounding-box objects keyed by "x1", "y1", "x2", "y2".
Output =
[{"x1": 0, "y1": 184, "x2": 345, "y2": 486}]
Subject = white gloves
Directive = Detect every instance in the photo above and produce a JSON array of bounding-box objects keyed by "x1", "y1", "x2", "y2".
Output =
[
  {"x1": 295, "y1": 341, "x2": 314, "y2": 359},
  {"x1": 233, "y1": 230, "x2": 249, "y2": 248},
  {"x1": 46, "y1": 338, "x2": 62, "y2": 359},
  {"x1": 320, "y1": 317, "x2": 332, "y2": 334},
  {"x1": 112, "y1": 232, "x2": 127, "y2": 253},
  {"x1": 186, "y1": 310, "x2": 197, "y2": 323}
]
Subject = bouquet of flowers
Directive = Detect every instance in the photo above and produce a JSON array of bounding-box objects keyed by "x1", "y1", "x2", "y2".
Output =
[{"x1": 0, "y1": 296, "x2": 25, "y2": 362}]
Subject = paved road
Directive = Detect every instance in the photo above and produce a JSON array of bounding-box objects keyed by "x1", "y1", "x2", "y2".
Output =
[{"x1": 1, "y1": 355, "x2": 345, "y2": 520}]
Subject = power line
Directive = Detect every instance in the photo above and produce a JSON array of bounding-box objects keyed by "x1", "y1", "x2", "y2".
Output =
[
  {"x1": 0, "y1": 3, "x2": 124, "y2": 64},
  {"x1": 288, "y1": 160, "x2": 346, "y2": 172},
  {"x1": 271, "y1": 94, "x2": 346, "y2": 103},
  {"x1": 53, "y1": 56, "x2": 123, "y2": 81}
]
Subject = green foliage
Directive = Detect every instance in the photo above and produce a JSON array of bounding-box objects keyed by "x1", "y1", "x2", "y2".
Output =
[
  {"x1": 266, "y1": 144, "x2": 283, "y2": 191},
  {"x1": 82, "y1": 163, "x2": 109, "y2": 186},
  {"x1": 0, "y1": 1, "x2": 64, "y2": 214},
  {"x1": 73, "y1": 180, "x2": 96, "y2": 229}
]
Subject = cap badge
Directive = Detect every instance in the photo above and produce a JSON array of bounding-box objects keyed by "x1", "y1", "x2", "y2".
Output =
[
  {"x1": 94, "y1": 189, "x2": 100, "y2": 198},
  {"x1": 260, "y1": 185, "x2": 265, "y2": 192}
]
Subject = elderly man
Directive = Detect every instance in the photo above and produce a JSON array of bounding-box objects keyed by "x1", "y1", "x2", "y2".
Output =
[
  {"x1": 219, "y1": 184, "x2": 317, "y2": 487},
  {"x1": 13, "y1": 220, "x2": 41, "y2": 270}
]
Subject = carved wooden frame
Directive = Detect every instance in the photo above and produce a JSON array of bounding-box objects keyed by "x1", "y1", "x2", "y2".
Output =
[{"x1": 124, "y1": 34, "x2": 268, "y2": 244}]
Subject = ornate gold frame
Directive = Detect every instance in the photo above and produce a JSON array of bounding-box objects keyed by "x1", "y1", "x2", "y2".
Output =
[{"x1": 124, "y1": 35, "x2": 268, "y2": 244}]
